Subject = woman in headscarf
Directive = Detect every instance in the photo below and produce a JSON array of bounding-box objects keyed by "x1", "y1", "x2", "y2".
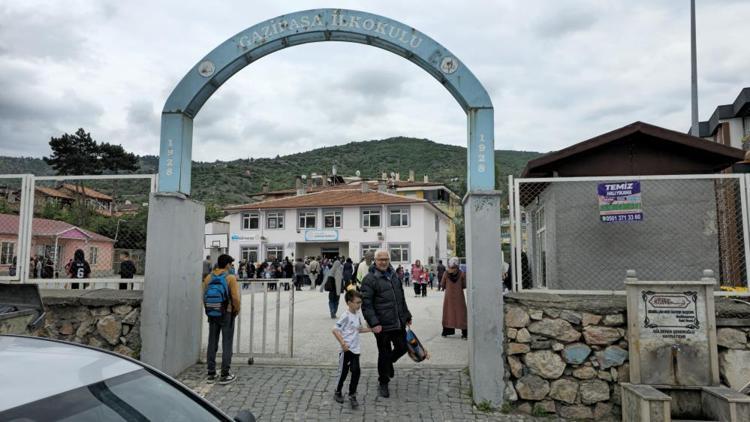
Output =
[
  {"x1": 441, "y1": 257, "x2": 468, "y2": 339},
  {"x1": 327, "y1": 258, "x2": 344, "y2": 318}
]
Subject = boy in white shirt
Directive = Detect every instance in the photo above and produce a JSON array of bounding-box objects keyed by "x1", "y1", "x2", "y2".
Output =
[{"x1": 332, "y1": 290, "x2": 371, "y2": 409}]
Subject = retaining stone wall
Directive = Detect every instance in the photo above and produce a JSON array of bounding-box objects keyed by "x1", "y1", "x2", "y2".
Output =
[
  {"x1": 503, "y1": 293, "x2": 750, "y2": 420},
  {"x1": 34, "y1": 289, "x2": 143, "y2": 359}
]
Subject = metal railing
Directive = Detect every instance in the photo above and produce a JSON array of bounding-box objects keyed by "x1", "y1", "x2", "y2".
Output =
[
  {"x1": 0, "y1": 173, "x2": 156, "y2": 290},
  {"x1": 205, "y1": 278, "x2": 295, "y2": 363},
  {"x1": 509, "y1": 174, "x2": 750, "y2": 296}
]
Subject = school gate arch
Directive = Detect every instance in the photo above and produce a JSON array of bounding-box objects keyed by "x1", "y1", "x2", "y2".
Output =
[{"x1": 142, "y1": 9, "x2": 504, "y2": 405}]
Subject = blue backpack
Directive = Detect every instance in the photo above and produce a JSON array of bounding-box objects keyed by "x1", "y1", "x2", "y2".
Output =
[{"x1": 204, "y1": 272, "x2": 229, "y2": 317}]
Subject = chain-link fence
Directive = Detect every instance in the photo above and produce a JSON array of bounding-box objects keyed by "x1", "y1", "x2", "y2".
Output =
[
  {"x1": 509, "y1": 175, "x2": 749, "y2": 294},
  {"x1": 0, "y1": 174, "x2": 156, "y2": 289},
  {"x1": 0, "y1": 175, "x2": 28, "y2": 281}
]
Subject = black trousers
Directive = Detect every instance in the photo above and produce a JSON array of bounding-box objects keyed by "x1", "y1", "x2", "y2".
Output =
[
  {"x1": 207, "y1": 313, "x2": 235, "y2": 376},
  {"x1": 335, "y1": 350, "x2": 361, "y2": 395},
  {"x1": 374, "y1": 328, "x2": 408, "y2": 384}
]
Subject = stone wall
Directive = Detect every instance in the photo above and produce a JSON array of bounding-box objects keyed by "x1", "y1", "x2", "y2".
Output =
[
  {"x1": 34, "y1": 289, "x2": 143, "y2": 359},
  {"x1": 503, "y1": 293, "x2": 750, "y2": 419}
]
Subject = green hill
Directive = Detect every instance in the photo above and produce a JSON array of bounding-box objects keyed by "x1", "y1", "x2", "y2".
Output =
[{"x1": 0, "y1": 137, "x2": 542, "y2": 205}]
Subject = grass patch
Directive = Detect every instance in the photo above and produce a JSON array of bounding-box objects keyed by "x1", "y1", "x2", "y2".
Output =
[
  {"x1": 476, "y1": 400, "x2": 494, "y2": 412},
  {"x1": 500, "y1": 402, "x2": 512, "y2": 414}
]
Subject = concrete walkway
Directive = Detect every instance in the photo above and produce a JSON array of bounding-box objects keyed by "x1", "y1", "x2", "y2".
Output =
[{"x1": 201, "y1": 285, "x2": 471, "y2": 367}]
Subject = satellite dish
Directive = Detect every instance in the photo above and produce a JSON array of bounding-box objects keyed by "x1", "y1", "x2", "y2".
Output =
[
  {"x1": 301, "y1": 174, "x2": 307, "y2": 180},
  {"x1": 355, "y1": 170, "x2": 361, "y2": 177}
]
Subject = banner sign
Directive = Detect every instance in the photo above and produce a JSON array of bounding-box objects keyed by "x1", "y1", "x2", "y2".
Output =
[
  {"x1": 598, "y1": 181, "x2": 643, "y2": 223},
  {"x1": 304, "y1": 230, "x2": 339, "y2": 241}
]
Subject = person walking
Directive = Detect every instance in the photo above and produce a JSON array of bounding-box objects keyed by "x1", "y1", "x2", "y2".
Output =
[
  {"x1": 411, "y1": 260, "x2": 427, "y2": 297},
  {"x1": 118, "y1": 251, "x2": 136, "y2": 290},
  {"x1": 342, "y1": 257, "x2": 354, "y2": 285},
  {"x1": 68, "y1": 249, "x2": 90, "y2": 289},
  {"x1": 203, "y1": 254, "x2": 240, "y2": 384},
  {"x1": 332, "y1": 290, "x2": 371, "y2": 409},
  {"x1": 440, "y1": 257, "x2": 468, "y2": 339},
  {"x1": 361, "y1": 249, "x2": 413, "y2": 398},
  {"x1": 436, "y1": 260, "x2": 446, "y2": 291},
  {"x1": 327, "y1": 258, "x2": 344, "y2": 318},
  {"x1": 355, "y1": 252, "x2": 373, "y2": 286},
  {"x1": 202, "y1": 255, "x2": 212, "y2": 280},
  {"x1": 309, "y1": 257, "x2": 321, "y2": 291},
  {"x1": 294, "y1": 258, "x2": 306, "y2": 291}
]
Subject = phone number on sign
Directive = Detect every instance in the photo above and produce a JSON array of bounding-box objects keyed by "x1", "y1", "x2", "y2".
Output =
[{"x1": 601, "y1": 214, "x2": 643, "y2": 222}]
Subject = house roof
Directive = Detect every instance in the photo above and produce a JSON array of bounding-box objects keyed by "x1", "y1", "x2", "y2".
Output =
[
  {"x1": 226, "y1": 189, "x2": 452, "y2": 219},
  {"x1": 60, "y1": 184, "x2": 113, "y2": 201},
  {"x1": 0, "y1": 213, "x2": 115, "y2": 243},
  {"x1": 698, "y1": 87, "x2": 750, "y2": 136},
  {"x1": 251, "y1": 180, "x2": 454, "y2": 197},
  {"x1": 35, "y1": 186, "x2": 73, "y2": 199},
  {"x1": 522, "y1": 121, "x2": 745, "y2": 177}
]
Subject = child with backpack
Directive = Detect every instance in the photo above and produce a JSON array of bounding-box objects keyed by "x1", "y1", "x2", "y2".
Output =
[
  {"x1": 203, "y1": 254, "x2": 241, "y2": 385},
  {"x1": 331, "y1": 290, "x2": 371, "y2": 409}
]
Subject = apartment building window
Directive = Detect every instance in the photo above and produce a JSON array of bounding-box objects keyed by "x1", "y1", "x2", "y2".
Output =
[
  {"x1": 361, "y1": 207, "x2": 381, "y2": 228},
  {"x1": 266, "y1": 245, "x2": 284, "y2": 261},
  {"x1": 298, "y1": 209, "x2": 317, "y2": 229},
  {"x1": 389, "y1": 207, "x2": 409, "y2": 227},
  {"x1": 266, "y1": 211, "x2": 284, "y2": 229},
  {"x1": 360, "y1": 243, "x2": 381, "y2": 258},
  {"x1": 240, "y1": 246, "x2": 258, "y2": 264},
  {"x1": 323, "y1": 209, "x2": 342, "y2": 228},
  {"x1": 0, "y1": 242, "x2": 14, "y2": 265},
  {"x1": 388, "y1": 243, "x2": 410, "y2": 263},
  {"x1": 242, "y1": 212, "x2": 259, "y2": 230}
]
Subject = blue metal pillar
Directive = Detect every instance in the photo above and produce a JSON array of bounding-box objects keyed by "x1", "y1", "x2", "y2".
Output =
[{"x1": 158, "y1": 113, "x2": 193, "y2": 193}]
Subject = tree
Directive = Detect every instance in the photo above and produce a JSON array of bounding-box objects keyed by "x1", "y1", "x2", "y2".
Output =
[
  {"x1": 44, "y1": 128, "x2": 103, "y2": 175},
  {"x1": 98, "y1": 142, "x2": 139, "y2": 174}
]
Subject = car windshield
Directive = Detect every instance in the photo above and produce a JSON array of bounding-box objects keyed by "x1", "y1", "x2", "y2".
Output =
[{"x1": 0, "y1": 369, "x2": 224, "y2": 422}]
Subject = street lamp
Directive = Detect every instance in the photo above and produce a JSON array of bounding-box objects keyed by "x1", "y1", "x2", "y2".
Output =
[{"x1": 114, "y1": 219, "x2": 127, "y2": 244}]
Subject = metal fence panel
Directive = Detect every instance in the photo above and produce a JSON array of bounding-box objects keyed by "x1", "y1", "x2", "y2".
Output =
[
  {"x1": 21, "y1": 174, "x2": 155, "y2": 289},
  {"x1": 511, "y1": 175, "x2": 749, "y2": 293}
]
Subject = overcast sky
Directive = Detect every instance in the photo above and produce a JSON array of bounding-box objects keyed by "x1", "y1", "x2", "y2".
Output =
[{"x1": 1, "y1": 0, "x2": 748, "y2": 162}]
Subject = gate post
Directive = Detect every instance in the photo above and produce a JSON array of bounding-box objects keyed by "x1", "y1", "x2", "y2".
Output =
[
  {"x1": 141, "y1": 192, "x2": 205, "y2": 375},
  {"x1": 464, "y1": 191, "x2": 504, "y2": 406}
]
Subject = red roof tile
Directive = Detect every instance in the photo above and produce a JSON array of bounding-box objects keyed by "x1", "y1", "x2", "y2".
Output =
[
  {"x1": 0, "y1": 213, "x2": 114, "y2": 242},
  {"x1": 226, "y1": 189, "x2": 425, "y2": 211}
]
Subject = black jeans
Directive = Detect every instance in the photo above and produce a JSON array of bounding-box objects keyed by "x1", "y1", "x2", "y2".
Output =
[
  {"x1": 335, "y1": 350, "x2": 361, "y2": 395},
  {"x1": 374, "y1": 328, "x2": 408, "y2": 384},
  {"x1": 207, "y1": 312, "x2": 235, "y2": 376}
]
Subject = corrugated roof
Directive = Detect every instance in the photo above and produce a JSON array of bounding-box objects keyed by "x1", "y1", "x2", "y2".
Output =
[
  {"x1": 0, "y1": 213, "x2": 114, "y2": 242},
  {"x1": 60, "y1": 184, "x2": 113, "y2": 201},
  {"x1": 35, "y1": 186, "x2": 73, "y2": 199}
]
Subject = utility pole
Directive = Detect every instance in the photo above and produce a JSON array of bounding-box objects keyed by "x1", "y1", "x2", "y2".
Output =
[{"x1": 690, "y1": 0, "x2": 699, "y2": 136}]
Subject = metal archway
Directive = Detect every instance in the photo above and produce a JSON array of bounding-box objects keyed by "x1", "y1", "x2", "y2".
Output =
[{"x1": 156, "y1": 8, "x2": 503, "y2": 404}]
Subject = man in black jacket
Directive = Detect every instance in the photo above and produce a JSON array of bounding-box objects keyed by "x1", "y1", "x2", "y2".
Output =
[{"x1": 361, "y1": 249, "x2": 412, "y2": 398}]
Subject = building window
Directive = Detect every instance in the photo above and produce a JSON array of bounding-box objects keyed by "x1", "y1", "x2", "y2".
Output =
[
  {"x1": 533, "y1": 207, "x2": 546, "y2": 288},
  {"x1": 240, "y1": 246, "x2": 259, "y2": 264},
  {"x1": 389, "y1": 207, "x2": 409, "y2": 227},
  {"x1": 89, "y1": 247, "x2": 98, "y2": 265},
  {"x1": 0, "y1": 242, "x2": 14, "y2": 265},
  {"x1": 242, "y1": 212, "x2": 259, "y2": 230},
  {"x1": 266, "y1": 211, "x2": 284, "y2": 229},
  {"x1": 361, "y1": 207, "x2": 381, "y2": 228},
  {"x1": 298, "y1": 209, "x2": 317, "y2": 229},
  {"x1": 266, "y1": 245, "x2": 284, "y2": 261},
  {"x1": 360, "y1": 243, "x2": 381, "y2": 258},
  {"x1": 388, "y1": 243, "x2": 410, "y2": 263},
  {"x1": 323, "y1": 209, "x2": 342, "y2": 228}
]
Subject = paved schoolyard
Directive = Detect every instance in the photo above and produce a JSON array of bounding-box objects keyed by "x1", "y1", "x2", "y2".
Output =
[
  {"x1": 185, "y1": 285, "x2": 558, "y2": 420},
  {"x1": 178, "y1": 364, "x2": 553, "y2": 421}
]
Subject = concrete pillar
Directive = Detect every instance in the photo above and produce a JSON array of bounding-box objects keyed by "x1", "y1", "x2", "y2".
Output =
[
  {"x1": 464, "y1": 191, "x2": 504, "y2": 406},
  {"x1": 141, "y1": 193, "x2": 205, "y2": 376}
]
